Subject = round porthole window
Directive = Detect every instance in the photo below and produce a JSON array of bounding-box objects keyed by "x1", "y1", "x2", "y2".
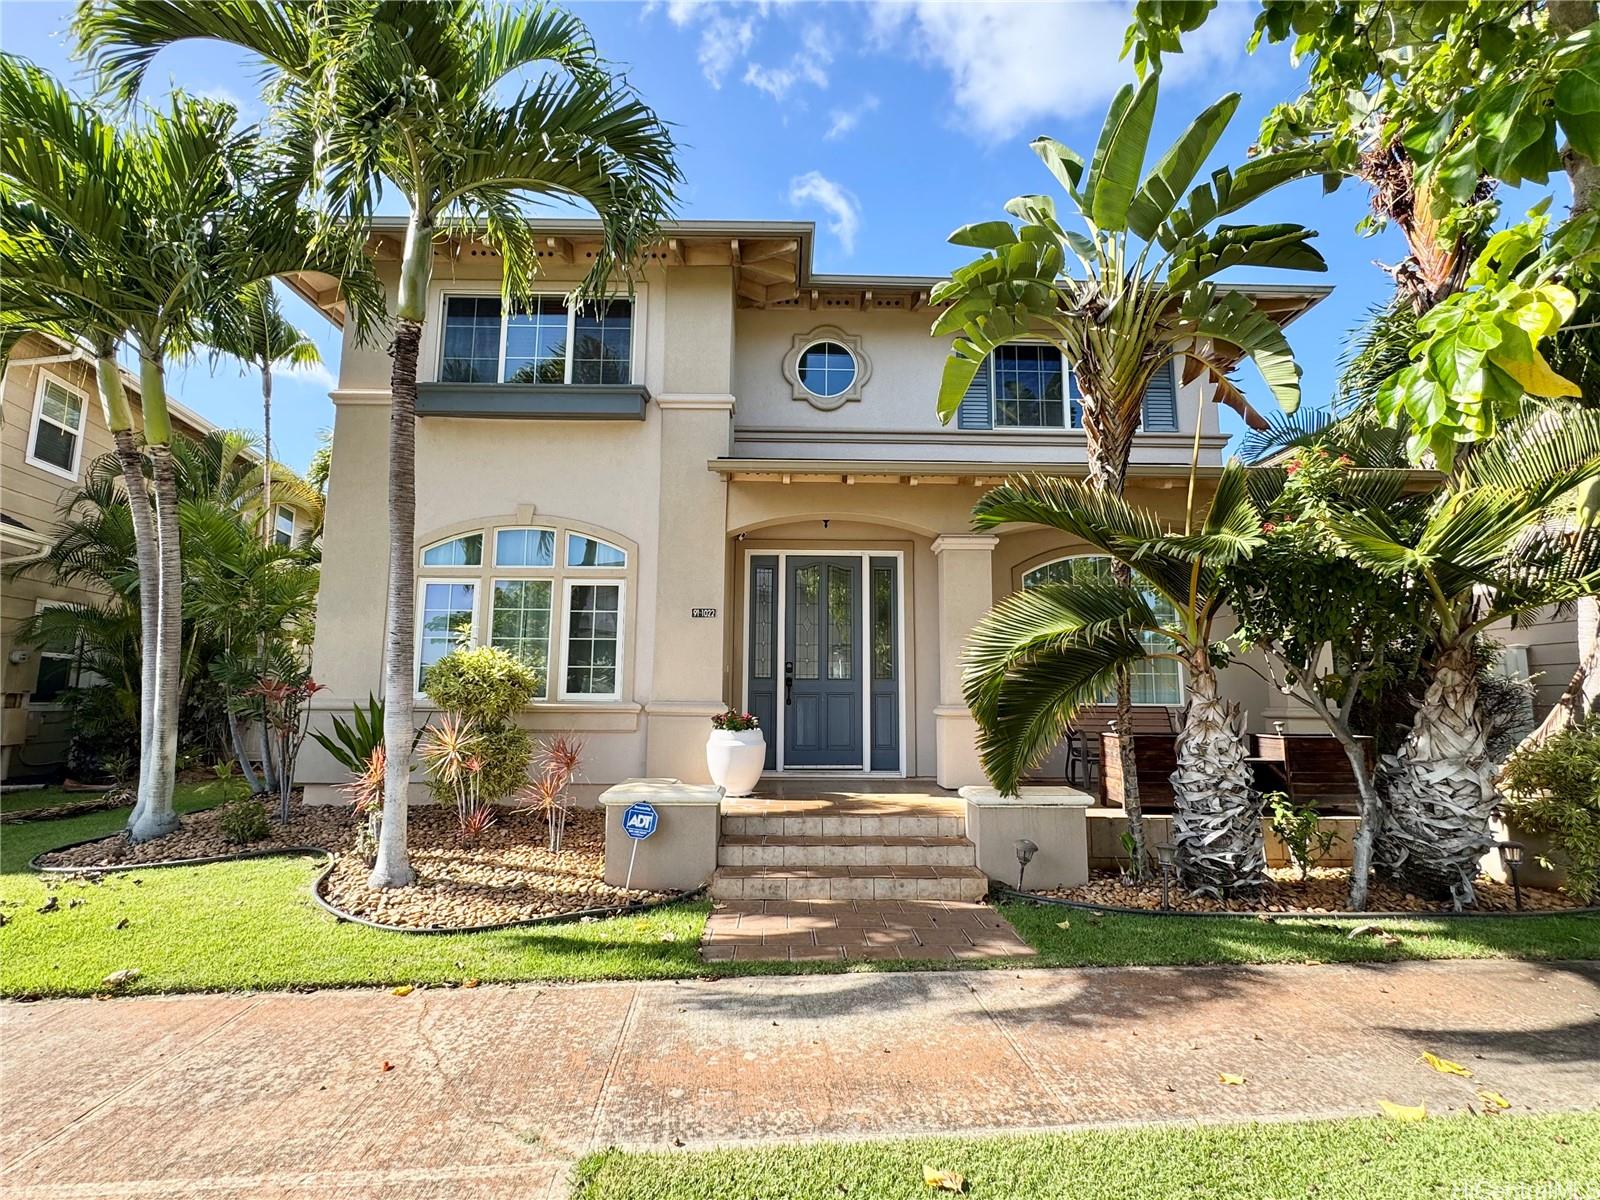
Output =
[{"x1": 797, "y1": 341, "x2": 857, "y2": 399}]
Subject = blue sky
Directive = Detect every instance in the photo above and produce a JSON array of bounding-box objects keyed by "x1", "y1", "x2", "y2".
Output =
[{"x1": 2, "y1": 1, "x2": 1562, "y2": 470}]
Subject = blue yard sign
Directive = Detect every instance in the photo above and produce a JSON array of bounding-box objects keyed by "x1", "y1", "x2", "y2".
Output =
[
  {"x1": 621, "y1": 801, "x2": 659, "y2": 890},
  {"x1": 622, "y1": 801, "x2": 659, "y2": 840}
]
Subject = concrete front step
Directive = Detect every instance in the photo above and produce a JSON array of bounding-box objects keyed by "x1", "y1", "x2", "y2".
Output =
[
  {"x1": 721, "y1": 813, "x2": 964, "y2": 839},
  {"x1": 709, "y1": 865, "x2": 990, "y2": 902},
  {"x1": 717, "y1": 834, "x2": 977, "y2": 869}
]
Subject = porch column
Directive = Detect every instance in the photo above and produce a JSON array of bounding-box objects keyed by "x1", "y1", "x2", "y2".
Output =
[{"x1": 932, "y1": 533, "x2": 997, "y2": 789}]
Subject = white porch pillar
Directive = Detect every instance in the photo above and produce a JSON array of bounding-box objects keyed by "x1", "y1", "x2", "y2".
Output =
[{"x1": 932, "y1": 533, "x2": 997, "y2": 789}]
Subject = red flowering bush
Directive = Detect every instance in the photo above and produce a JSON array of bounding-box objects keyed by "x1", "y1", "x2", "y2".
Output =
[{"x1": 711, "y1": 710, "x2": 760, "y2": 732}]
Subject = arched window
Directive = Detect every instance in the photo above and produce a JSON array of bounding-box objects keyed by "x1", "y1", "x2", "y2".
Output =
[
  {"x1": 1022, "y1": 555, "x2": 1184, "y2": 705},
  {"x1": 415, "y1": 519, "x2": 631, "y2": 702}
]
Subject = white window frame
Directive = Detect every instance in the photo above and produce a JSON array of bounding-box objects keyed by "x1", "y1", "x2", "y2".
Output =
[
  {"x1": 273, "y1": 505, "x2": 296, "y2": 547},
  {"x1": 796, "y1": 338, "x2": 858, "y2": 400},
  {"x1": 1022, "y1": 553, "x2": 1186, "y2": 706},
  {"x1": 25, "y1": 372, "x2": 89, "y2": 482},
  {"x1": 558, "y1": 578, "x2": 625, "y2": 702},
  {"x1": 989, "y1": 343, "x2": 1081, "y2": 432},
  {"x1": 564, "y1": 531, "x2": 627, "y2": 571},
  {"x1": 487, "y1": 575, "x2": 555, "y2": 700},
  {"x1": 435, "y1": 289, "x2": 639, "y2": 387},
  {"x1": 415, "y1": 576, "x2": 481, "y2": 695},
  {"x1": 28, "y1": 599, "x2": 80, "y2": 710}
]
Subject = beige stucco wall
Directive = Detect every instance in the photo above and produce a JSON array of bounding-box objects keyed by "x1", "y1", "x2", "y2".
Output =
[{"x1": 730, "y1": 305, "x2": 1226, "y2": 467}]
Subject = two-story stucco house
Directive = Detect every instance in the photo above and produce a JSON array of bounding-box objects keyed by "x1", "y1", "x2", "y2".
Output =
[{"x1": 291, "y1": 217, "x2": 1347, "y2": 804}]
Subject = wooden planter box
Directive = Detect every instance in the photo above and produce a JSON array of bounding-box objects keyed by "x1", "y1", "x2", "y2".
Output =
[
  {"x1": 1098, "y1": 731, "x2": 1179, "y2": 811},
  {"x1": 1250, "y1": 734, "x2": 1375, "y2": 815}
]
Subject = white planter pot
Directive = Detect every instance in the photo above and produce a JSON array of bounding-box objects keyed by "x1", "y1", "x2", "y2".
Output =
[{"x1": 706, "y1": 728, "x2": 765, "y2": 797}]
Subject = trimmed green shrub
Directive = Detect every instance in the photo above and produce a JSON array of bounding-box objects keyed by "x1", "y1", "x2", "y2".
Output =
[
  {"x1": 422, "y1": 646, "x2": 540, "y2": 724},
  {"x1": 421, "y1": 647, "x2": 537, "y2": 804},
  {"x1": 219, "y1": 797, "x2": 272, "y2": 845},
  {"x1": 1502, "y1": 717, "x2": 1600, "y2": 902}
]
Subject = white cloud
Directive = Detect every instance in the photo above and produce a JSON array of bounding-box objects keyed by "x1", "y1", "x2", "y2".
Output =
[
  {"x1": 282, "y1": 359, "x2": 338, "y2": 391},
  {"x1": 788, "y1": 170, "x2": 860, "y2": 255},
  {"x1": 743, "y1": 23, "x2": 830, "y2": 100},
  {"x1": 871, "y1": 1, "x2": 1252, "y2": 138},
  {"x1": 825, "y1": 94, "x2": 879, "y2": 140},
  {"x1": 697, "y1": 12, "x2": 757, "y2": 87}
]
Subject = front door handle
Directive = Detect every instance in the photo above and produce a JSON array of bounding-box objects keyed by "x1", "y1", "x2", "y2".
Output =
[{"x1": 784, "y1": 661, "x2": 794, "y2": 706}]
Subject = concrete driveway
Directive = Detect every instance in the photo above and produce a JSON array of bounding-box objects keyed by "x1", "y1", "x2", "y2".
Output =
[{"x1": 3, "y1": 959, "x2": 1598, "y2": 1198}]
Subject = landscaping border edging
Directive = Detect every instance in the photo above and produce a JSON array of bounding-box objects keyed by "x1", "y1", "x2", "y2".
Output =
[
  {"x1": 993, "y1": 885, "x2": 1600, "y2": 920},
  {"x1": 30, "y1": 835, "x2": 703, "y2": 935}
]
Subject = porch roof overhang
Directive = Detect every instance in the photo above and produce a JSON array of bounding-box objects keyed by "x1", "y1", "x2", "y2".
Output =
[{"x1": 711, "y1": 457, "x2": 1442, "y2": 490}]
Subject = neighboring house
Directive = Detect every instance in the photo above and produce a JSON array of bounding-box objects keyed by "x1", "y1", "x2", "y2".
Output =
[
  {"x1": 0, "y1": 330, "x2": 314, "y2": 780},
  {"x1": 291, "y1": 218, "x2": 1343, "y2": 800}
]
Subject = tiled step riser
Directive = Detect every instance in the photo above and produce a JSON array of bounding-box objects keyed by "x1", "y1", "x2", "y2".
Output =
[
  {"x1": 717, "y1": 842, "x2": 977, "y2": 869},
  {"x1": 709, "y1": 874, "x2": 988, "y2": 903},
  {"x1": 722, "y1": 815, "x2": 964, "y2": 839}
]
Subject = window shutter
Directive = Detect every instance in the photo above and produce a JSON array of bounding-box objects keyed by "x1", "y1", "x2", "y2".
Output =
[
  {"x1": 956, "y1": 358, "x2": 992, "y2": 430},
  {"x1": 1141, "y1": 360, "x2": 1179, "y2": 432}
]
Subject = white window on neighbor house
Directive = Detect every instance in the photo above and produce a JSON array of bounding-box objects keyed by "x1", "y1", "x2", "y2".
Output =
[
  {"x1": 415, "y1": 522, "x2": 630, "y2": 703},
  {"x1": 1022, "y1": 555, "x2": 1185, "y2": 705},
  {"x1": 273, "y1": 505, "x2": 296, "y2": 548},
  {"x1": 992, "y1": 343, "x2": 1077, "y2": 430},
  {"x1": 26, "y1": 374, "x2": 88, "y2": 481},
  {"x1": 28, "y1": 600, "x2": 80, "y2": 706},
  {"x1": 438, "y1": 295, "x2": 633, "y2": 385}
]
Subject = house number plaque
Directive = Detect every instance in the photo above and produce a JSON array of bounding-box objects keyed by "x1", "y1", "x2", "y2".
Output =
[{"x1": 691, "y1": 608, "x2": 717, "y2": 618}]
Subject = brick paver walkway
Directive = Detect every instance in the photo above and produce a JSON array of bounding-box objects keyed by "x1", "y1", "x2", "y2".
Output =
[
  {"x1": 700, "y1": 899, "x2": 1035, "y2": 962},
  {"x1": 3, "y1": 960, "x2": 1597, "y2": 1198}
]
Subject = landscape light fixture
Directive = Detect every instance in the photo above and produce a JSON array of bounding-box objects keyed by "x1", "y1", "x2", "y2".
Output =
[
  {"x1": 1497, "y1": 841, "x2": 1526, "y2": 911},
  {"x1": 1014, "y1": 838, "x2": 1038, "y2": 892},
  {"x1": 1156, "y1": 842, "x2": 1177, "y2": 911}
]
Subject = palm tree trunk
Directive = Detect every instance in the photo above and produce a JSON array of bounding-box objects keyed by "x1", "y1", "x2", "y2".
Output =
[
  {"x1": 129, "y1": 438, "x2": 183, "y2": 840},
  {"x1": 1377, "y1": 636, "x2": 1495, "y2": 903},
  {"x1": 226, "y1": 709, "x2": 262, "y2": 795},
  {"x1": 261, "y1": 360, "x2": 273, "y2": 538},
  {"x1": 1170, "y1": 656, "x2": 1265, "y2": 897},
  {"x1": 369, "y1": 316, "x2": 422, "y2": 888},
  {"x1": 1082, "y1": 413, "x2": 1149, "y2": 876}
]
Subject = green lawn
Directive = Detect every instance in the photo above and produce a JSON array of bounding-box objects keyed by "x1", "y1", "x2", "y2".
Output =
[
  {"x1": 0, "y1": 784, "x2": 118, "y2": 817},
  {"x1": 1, "y1": 795, "x2": 1595, "y2": 998},
  {"x1": 573, "y1": 1114, "x2": 1600, "y2": 1200}
]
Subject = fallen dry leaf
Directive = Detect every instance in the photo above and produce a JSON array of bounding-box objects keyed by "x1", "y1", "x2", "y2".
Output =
[
  {"x1": 923, "y1": 1165, "x2": 965, "y2": 1193},
  {"x1": 1378, "y1": 1100, "x2": 1427, "y2": 1122},
  {"x1": 379, "y1": 1061, "x2": 393, "y2": 1072},
  {"x1": 1420, "y1": 1052, "x2": 1472, "y2": 1078},
  {"x1": 463, "y1": 978, "x2": 480, "y2": 989},
  {"x1": 101, "y1": 968, "x2": 140, "y2": 989},
  {"x1": 1055, "y1": 918, "x2": 1071, "y2": 930},
  {"x1": 1218, "y1": 1073, "x2": 1247, "y2": 1086},
  {"x1": 660, "y1": 931, "x2": 678, "y2": 942},
  {"x1": 1477, "y1": 1090, "x2": 1511, "y2": 1110},
  {"x1": 392, "y1": 985, "x2": 414, "y2": 997}
]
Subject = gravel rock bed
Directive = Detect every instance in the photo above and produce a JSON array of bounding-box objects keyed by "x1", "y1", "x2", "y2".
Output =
[
  {"x1": 321, "y1": 807, "x2": 667, "y2": 929},
  {"x1": 35, "y1": 800, "x2": 667, "y2": 929},
  {"x1": 1034, "y1": 866, "x2": 1585, "y2": 914}
]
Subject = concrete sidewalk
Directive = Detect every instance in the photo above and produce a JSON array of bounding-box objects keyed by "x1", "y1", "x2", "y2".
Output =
[{"x1": 3, "y1": 959, "x2": 1597, "y2": 1199}]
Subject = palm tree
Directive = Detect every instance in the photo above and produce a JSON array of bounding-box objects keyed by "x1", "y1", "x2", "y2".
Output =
[
  {"x1": 931, "y1": 72, "x2": 1325, "y2": 865},
  {"x1": 210, "y1": 281, "x2": 322, "y2": 533},
  {"x1": 78, "y1": 0, "x2": 681, "y2": 887},
  {"x1": 964, "y1": 464, "x2": 1276, "y2": 897},
  {"x1": 1327, "y1": 409, "x2": 1600, "y2": 902},
  {"x1": 1, "y1": 56, "x2": 363, "y2": 839}
]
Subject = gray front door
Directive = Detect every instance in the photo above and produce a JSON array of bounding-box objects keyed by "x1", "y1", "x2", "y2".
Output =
[{"x1": 784, "y1": 556, "x2": 862, "y2": 767}]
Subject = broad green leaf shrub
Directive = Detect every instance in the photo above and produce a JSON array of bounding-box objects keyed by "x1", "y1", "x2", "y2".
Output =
[
  {"x1": 421, "y1": 647, "x2": 539, "y2": 802},
  {"x1": 218, "y1": 797, "x2": 272, "y2": 845},
  {"x1": 1502, "y1": 717, "x2": 1600, "y2": 902}
]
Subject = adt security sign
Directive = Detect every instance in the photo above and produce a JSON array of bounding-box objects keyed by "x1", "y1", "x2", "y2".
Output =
[
  {"x1": 620, "y1": 801, "x2": 659, "y2": 890},
  {"x1": 622, "y1": 802, "x2": 659, "y2": 840}
]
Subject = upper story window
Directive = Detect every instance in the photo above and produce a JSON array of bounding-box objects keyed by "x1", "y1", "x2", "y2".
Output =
[
  {"x1": 273, "y1": 505, "x2": 296, "y2": 548},
  {"x1": 439, "y1": 294, "x2": 633, "y2": 386},
  {"x1": 798, "y1": 341, "x2": 857, "y2": 399},
  {"x1": 422, "y1": 533, "x2": 483, "y2": 567},
  {"x1": 956, "y1": 351, "x2": 1179, "y2": 434},
  {"x1": 26, "y1": 374, "x2": 88, "y2": 480},
  {"x1": 993, "y1": 344, "x2": 1073, "y2": 429}
]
